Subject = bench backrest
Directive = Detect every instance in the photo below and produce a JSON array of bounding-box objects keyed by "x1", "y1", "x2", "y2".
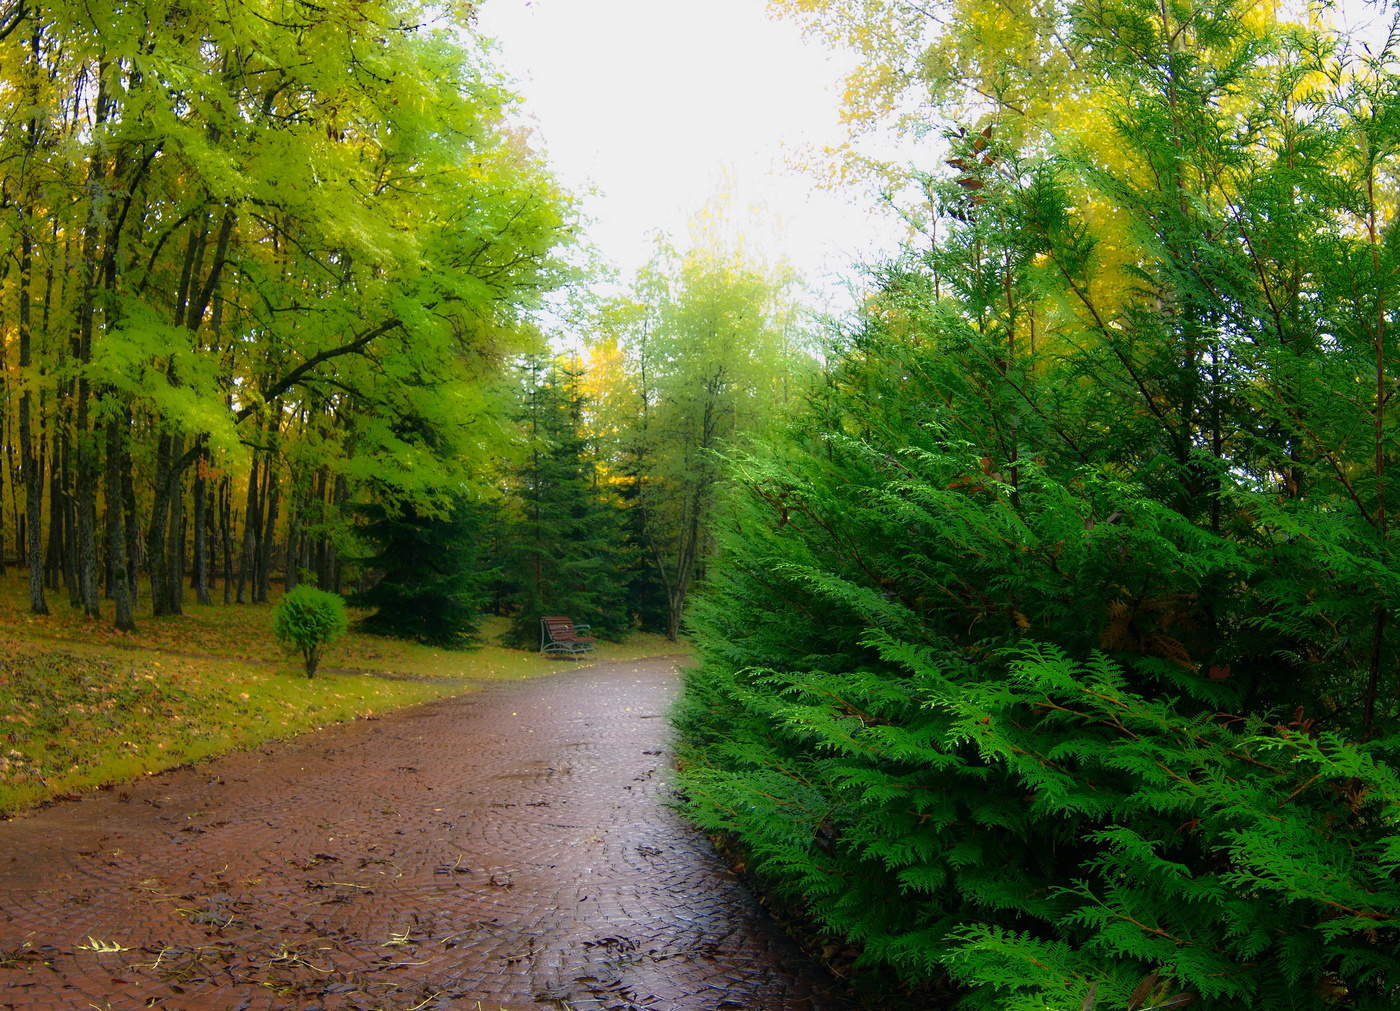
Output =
[{"x1": 542, "y1": 616, "x2": 582, "y2": 640}]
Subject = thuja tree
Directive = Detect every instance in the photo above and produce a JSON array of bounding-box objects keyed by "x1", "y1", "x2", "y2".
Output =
[{"x1": 675, "y1": 1, "x2": 1400, "y2": 1006}]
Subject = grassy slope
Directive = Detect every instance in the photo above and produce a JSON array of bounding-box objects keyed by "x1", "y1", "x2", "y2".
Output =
[{"x1": 0, "y1": 576, "x2": 685, "y2": 815}]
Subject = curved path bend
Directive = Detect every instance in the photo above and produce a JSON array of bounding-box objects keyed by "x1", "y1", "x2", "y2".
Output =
[{"x1": 0, "y1": 657, "x2": 846, "y2": 1010}]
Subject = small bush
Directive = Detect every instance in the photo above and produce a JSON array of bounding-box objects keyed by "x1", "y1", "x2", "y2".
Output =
[{"x1": 273, "y1": 586, "x2": 347, "y2": 678}]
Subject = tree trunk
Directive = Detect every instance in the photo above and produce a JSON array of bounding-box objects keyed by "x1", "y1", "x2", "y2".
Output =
[
  {"x1": 4, "y1": 394, "x2": 16, "y2": 574},
  {"x1": 330, "y1": 473, "x2": 348, "y2": 594},
  {"x1": 165, "y1": 433, "x2": 186, "y2": 614},
  {"x1": 122, "y1": 426, "x2": 140, "y2": 603},
  {"x1": 313, "y1": 466, "x2": 329, "y2": 588},
  {"x1": 256, "y1": 460, "x2": 279, "y2": 603},
  {"x1": 284, "y1": 494, "x2": 301, "y2": 593},
  {"x1": 0, "y1": 370, "x2": 9, "y2": 575},
  {"x1": 75, "y1": 433, "x2": 100, "y2": 619},
  {"x1": 148, "y1": 432, "x2": 173, "y2": 614},
  {"x1": 237, "y1": 452, "x2": 261, "y2": 603},
  {"x1": 47, "y1": 426, "x2": 74, "y2": 601},
  {"x1": 18, "y1": 207, "x2": 47, "y2": 614},
  {"x1": 16, "y1": 19, "x2": 46, "y2": 609},
  {"x1": 72, "y1": 60, "x2": 115, "y2": 621},
  {"x1": 63, "y1": 481, "x2": 78, "y2": 607},
  {"x1": 143, "y1": 204, "x2": 229, "y2": 616},
  {"x1": 220, "y1": 476, "x2": 233, "y2": 603},
  {"x1": 193, "y1": 458, "x2": 212, "y2": 605},
  {"x1": 105, "y1": 413, "x2": 136, "y2": 631}
]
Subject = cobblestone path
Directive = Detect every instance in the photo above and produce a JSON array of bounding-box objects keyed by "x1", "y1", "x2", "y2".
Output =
[{"x1": 0, "y1": 657, "x2": 846, "y2": 1010}]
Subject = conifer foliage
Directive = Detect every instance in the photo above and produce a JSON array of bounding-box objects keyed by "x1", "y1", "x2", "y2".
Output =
[
  {"x1": 500, "y1": 359, "x2": 631, "y2": 646},
  {"x1": 675, "y1": 0, "x2": 1400, "y2": 1005},
  {"x1": 355, "y1": 496, "x2": 491, "y2": 648},
  {"x1": 678, "y1": 413, "x2": 1400, "y2": 1005}
]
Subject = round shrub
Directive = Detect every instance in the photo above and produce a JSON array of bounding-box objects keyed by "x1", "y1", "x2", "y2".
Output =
[{"x1": 273, "y1": 586, "x2": 348, "y2": 678}]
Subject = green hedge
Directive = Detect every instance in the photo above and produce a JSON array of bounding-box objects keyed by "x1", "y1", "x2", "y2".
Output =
[{"x1": 676, "y1": 434, "x2": 1400, "y2": 1008}]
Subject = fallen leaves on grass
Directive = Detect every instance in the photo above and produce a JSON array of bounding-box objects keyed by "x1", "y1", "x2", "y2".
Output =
[
  {"x1": 0, "y1": 647, "x2": 205, "y2": 791},
  {"x1": 0, "y1": 641, "x2": 465, "y2": 815},
  {"x1": 0, "y1": 570, "x2": 686, "y2": 815}
]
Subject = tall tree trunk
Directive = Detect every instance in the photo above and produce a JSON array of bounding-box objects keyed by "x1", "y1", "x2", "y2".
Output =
[
  {"x1": 666, "y1": 493, "x2": 704, "y2": 642},
  {"x1": 193, "y1": 456, "x2": 212, "y2": 605},
  {"x1": 47, "y1": 411, "x2": 67, "y2": 598},
  {"x1": 141, "y1": 205, "x2": 231, "y2": 616},
  {"x1": 122, "y1": 423, "x2": 140, "y2": 603},
  {"x1": 330, "y1": 473, "x2": 348, "y2": 594},
  {"x1": 220, "y1": 476, "x2": 233, "y2": 603},
  {"x1": 145, "y1": 220, "x2": 202, "y2": 618},
  {"x1": 191, "y1": 462, "x2": 205, "y2": 592},
  {"x1": 105, "y1": 412, "x2": 136, "y2": 631},
  {"x1": 74, "y1": 426, "x2": 99, "y2": 618},
  {"x1": 18, "y1": 205, "x2": 47, "y2": 614},
  {"x1": 237, "y1": 452, "x2": 261, "y2": 603},
  {"x1": 148, "y1": 432, "x2": 173, "y2": 614},
  {"x1": 46, "y1": 426, "x2": 72, "y2": 599},
  {"x1": 165, "y1": 434, "x2": 185, "y2": 614},
  {"x1": 256, "y1": 458, "x2": 279, "y2": 603},
  {"x1": 17, "y1": 19, "x2": 46, "y2": 609},
  {"x1": 4, "y1": 396, "x2": 16, "y2": 573},
  {"x1": 1363, "y1": 158, "x2": 1390, "y2": 738},
  {"x1": 284, "y1": 493, "x2": 301, "y2": 593},
  {"x1": 64, "y1": 473, "x2": 78, "y2": 608},
  {"x1": 0, "y1": 304, "x2": 8, "y2": 576},
  {"x1": 72, "y1": 60, "x2": 115, "y2": 621},
  {"x1": 0, "y1": 377, "x2": 9, "y2": 575},
  {"x1": 313, "y1": 466, "x2": 330, "y2": 588}
]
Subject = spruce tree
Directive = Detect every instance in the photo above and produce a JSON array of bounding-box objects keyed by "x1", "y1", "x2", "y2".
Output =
[
  {"x1": 503, "y1": 359, "x2": 631, "y2": 647},
  {"x1": 355, "y1": 495, "x2": 491, "y2": 648}
]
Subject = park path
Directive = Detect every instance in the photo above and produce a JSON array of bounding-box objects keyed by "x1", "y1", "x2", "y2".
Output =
[{"x1": 0, "y1": 657, "x2": 846, "y2": 1010}]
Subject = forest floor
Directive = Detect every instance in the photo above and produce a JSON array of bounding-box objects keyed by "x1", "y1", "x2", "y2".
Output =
[
  {"x1": 0, "y1": 656, "x2": 846, "y2": 1010},
  {"x1": 0, "y1": 573, "x2": 678, "y2": 815}
]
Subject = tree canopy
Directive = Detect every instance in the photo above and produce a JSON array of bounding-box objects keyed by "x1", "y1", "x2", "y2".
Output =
[{"x1": 0, "y1": 0, "x2": 569, "y2": 628}]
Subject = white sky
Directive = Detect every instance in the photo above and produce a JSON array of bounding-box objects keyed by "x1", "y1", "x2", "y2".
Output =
[
  {"x1": 475, "y1": 0, "x2": 1397, "y2": 323},
  {"x1": 475, "y1": 0, "x2": 906, "y2": 313}
]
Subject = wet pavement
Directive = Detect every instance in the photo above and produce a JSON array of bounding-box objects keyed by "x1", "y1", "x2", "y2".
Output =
[{"x1": 0, "y1": 657, "x2": 847, "y2": 1010}]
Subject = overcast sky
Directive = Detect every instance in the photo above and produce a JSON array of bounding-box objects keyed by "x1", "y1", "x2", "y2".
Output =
[
  {"x1": 475, "y1": 0, "x2": 1395, "y2": 322},
  {"x1": 475, "y1": 0, "x2": 906, "y2": 312}
]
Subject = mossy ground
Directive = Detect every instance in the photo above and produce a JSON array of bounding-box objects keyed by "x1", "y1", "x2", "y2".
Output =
[{"x1": 0, "y1": 575, "x2": 685, "y2": 815}]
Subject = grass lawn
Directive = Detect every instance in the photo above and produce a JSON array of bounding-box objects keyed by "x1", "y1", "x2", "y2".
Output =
[{"x1": 0, "y1": 575, "x2": 686, "y2": 816}]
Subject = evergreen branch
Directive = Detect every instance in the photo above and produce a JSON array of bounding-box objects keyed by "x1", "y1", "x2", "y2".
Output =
[
  {"x1": 1276, "y1": 771, "x2": 1323, "y2": 808},
  {"x1": 1049, "y1": 254, "x2": 1179, "y2": 447},
  {"x1": 1111, "y1": 912, "x2": 1193, "y2": 947}
]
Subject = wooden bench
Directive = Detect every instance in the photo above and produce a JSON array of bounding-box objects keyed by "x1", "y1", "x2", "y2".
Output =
[{"x1": 540, "y1": 616, "x2": 596, "y2": 658}]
